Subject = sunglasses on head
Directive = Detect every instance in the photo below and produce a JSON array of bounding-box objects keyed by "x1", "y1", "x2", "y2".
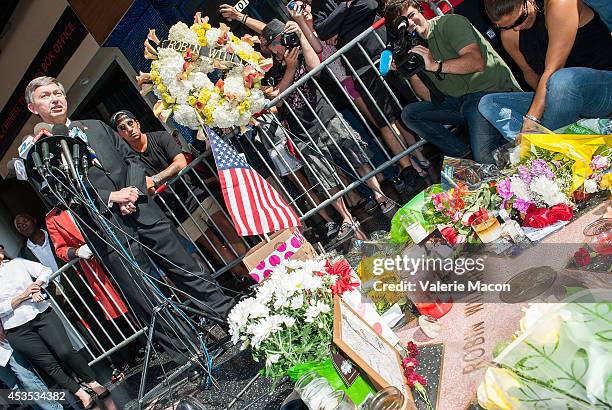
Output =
[
  {"x1": 497, "y1": 0, "x2": 529, "y2": 30},
  {"x1": 118, "y1": 120, "x2": 135, "y2": 131}
]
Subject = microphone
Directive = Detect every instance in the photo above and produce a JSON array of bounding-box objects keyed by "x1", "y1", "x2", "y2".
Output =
[
  {"x1": 32, "y1": 151, "x2": 43, "y2": 172},
  {"x1": 18, "y1": 135, "x2": 35, "y2": 159},
  {"x1": 6, "y1": 158, "x2": 28, "y2": 180},
  {"x1": 379, "y1": 48, "x2": 393, "y2": 76},
  {"x1": 52, "y1": 124, "x2": 69, "y2": 138},
  {"x1": 72, "y1": 144, "x2": 80, "y2": 168},
  {"x1": 60, "y1": 138, "x2": 78, "y2": 180},
  {"x1": 42, "y1": 141, "x2": 51, "y2": 170},
  {"x1": 34, "y1": 122, "x2": 53, "y2": 136}
]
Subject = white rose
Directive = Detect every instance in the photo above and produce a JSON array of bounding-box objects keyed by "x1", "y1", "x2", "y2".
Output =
[{"x1": 584, "y1": 178, "x2": 599, "y2": 194}]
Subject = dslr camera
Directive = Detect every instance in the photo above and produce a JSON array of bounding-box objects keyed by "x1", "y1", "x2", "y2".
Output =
[
  {"x1": 280, "y1": 32, "x2": 300, "y2": 48},
  {"x1": 389, "y1": 16, "x2": 425, "y2": 77}
]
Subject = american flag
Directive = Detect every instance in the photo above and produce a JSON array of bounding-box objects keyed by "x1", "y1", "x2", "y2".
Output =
[{"x1": 208, "y1": 127, "x2": 301, "y2": 236}]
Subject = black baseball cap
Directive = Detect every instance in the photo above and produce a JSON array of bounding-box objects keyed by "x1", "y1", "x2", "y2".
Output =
[
  {"x1": 110, "y1": 110, "x2": 137, "y2": 130},
  {"x1": 262, "y1": 19, "x2": 285, "y2": 43}
]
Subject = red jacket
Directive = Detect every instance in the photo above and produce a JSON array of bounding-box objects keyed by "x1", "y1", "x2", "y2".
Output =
[{"x1": 45, "y1": 208, "x2": 128, "y2": 320}]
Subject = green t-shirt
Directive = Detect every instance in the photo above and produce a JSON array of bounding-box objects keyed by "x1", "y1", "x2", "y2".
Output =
[{"x1": 422, "y1": 15, "x2": 522, "y2": 97}]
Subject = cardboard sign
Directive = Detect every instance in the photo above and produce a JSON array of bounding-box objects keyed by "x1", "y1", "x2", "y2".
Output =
[{"x1": 244, "y1": 227, "x2": 317, "y2": 282}]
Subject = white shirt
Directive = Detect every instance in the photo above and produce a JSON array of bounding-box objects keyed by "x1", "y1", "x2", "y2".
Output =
[
  {"x1": 0, "y1": 322, "x2": 12, "y2": 367},
  {"x1": 27, "y1": 230, "x2": 59, "y2": 273},
  {"x1": 0, "y1": 258, "x2": 51, "y2": 330}
]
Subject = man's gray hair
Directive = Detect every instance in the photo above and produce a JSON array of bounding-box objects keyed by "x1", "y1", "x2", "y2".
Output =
[{"x1": 25, "y1": 76, "x2": 65, "y2": 105}]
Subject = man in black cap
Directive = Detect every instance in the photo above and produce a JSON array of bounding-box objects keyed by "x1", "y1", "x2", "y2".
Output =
[
  {"x1": 110, "y1": 110, "x2": 249, "y2": 279},
  {"x1": 25, "y1": 76, "x2": 235, "y2": 367}
]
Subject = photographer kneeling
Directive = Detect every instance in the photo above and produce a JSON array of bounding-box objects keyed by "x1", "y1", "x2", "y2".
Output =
[{"x1": 384, "y1": 0, "x2": 521, "y2": 164}]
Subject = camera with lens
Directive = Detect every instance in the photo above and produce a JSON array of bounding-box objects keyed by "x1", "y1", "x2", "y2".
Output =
[
  {"x1": 280, "y1": 32, "x2": 300, "y2": 48},
  {"x1": 389, "y1": 16, "x2": 425, "y2": 78}
]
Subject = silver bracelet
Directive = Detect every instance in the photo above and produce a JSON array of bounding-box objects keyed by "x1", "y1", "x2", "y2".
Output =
[{"x1": 524, "y1": 114, "x2": 541, "y2": 124}]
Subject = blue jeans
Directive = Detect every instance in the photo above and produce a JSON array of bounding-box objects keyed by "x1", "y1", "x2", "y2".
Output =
[
  {"x1": 479, "y1": 67, "x2": 612, "y2": 141},
  {"x1": 401, "y1": 92, "x2": 506, "y2": 164},
  {"x1": 0, "y1": 351, "x2": 62, "y2": 410},
  {"x1": 585, "y1": 0, "x2": 612, "y2": 31}
]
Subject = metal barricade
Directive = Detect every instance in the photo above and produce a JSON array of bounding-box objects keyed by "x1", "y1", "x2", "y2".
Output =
[
  {"x1": 146, "y1": 16, "x2": 428, "y2": 280},
  {"x1": 40, "y1": 17, "x2": 429, "y2": 370},
  {"x1": 46, "y1": 259, "x2": 144, "y2": 366}
]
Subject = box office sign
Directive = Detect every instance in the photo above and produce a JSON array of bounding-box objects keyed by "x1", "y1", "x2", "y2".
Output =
[{"x1": 0, "y1": 7, "x2": 87, "y2": 158}]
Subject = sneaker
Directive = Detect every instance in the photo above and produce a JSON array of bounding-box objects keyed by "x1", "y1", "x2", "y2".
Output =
[
  {"x1": 378, "y1": 199, "x2": 396, "y2": 215},
  {"x1": 336, "y1": 222, "x2": 355, "y2": 241},
  {"x1": 326, "y1": 221, "x2": 339, "y2": 238},
  {"x1": 391, "y1": 176, "x2": 406, "y2": 193},
  {"x1": 401, "y1": 168, "x2": 427, "y2": 197}
]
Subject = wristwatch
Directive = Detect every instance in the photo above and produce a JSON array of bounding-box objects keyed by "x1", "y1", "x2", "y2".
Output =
[{"x1": 152, "y1": 174, "x2": 162, "y2": 187}]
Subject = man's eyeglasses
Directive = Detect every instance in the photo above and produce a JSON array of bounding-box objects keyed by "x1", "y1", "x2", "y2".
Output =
[
  {"x1": 497, "y1": 0, "x2": 529, "y2": 30},
  {"x1": 118, "y1": 120, "x2": 135, "y2": 132}
]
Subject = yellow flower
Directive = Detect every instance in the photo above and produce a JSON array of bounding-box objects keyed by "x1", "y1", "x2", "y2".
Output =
[
  {"x1": 161, "y1": 92, "x2": 175, "y2": 105},
  {"x1": 198, "y1": 88, "x2": 211, "y2": 103},
  {"x1": 600, "y1": 173, "x2": 612, "y2": 190},
  {"x1": 203, "y1": 105, "x2": 213, "y2": 124},
  {"x1": 477, "y1": 367, "x2": 522, "y2": 410},
  {"x1": 239, "y1": 100, "x2": 250, "y2": 115},
  {"x1": 518, "y1": 304, "x2": 563, "y2": 345},
  {"x1": 156, "y1": 83, "x2": 167, "y2": 93},
  {"x1": 188, "y1": 95, "x2": 197, "y2": 106}
]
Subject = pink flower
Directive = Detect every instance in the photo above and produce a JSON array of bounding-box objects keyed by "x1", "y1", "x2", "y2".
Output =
[
  {"x1": 497, "y1": 178, "x2": 513, "y2": 201},
  {"x1": 590, "y1": 155, "x2": 610, "y2": 171},
  {"x1": 513, "y1": 198, "x2": 533, "y2": 214}
]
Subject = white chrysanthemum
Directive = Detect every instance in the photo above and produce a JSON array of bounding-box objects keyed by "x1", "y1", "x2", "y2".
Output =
[
  {"x1": 189, "y1": 72, "x2": 214, "y2": 91},
  {"x1": 212, "y1": 101, "x2": 240, "y2": 128},
  {"x1": 289, "y1": 294, "x2": 304, "y2": 310},
  {"x1": 265, "y1": 353, "x2": 280, "y2": 369},
  {"x1": 248, "y1": 88, "x2": 267, "y2": 113},
  {"x1": 530, "y1": 175, "x2": 566, "y2": 206},
  {"x1": 172, "y1": 104, "x2": 200, "y2": 129},
  {"x1": 509, "y1": 175, "x2": 530, "y2": 201},
  {"x1": 168, "y1": 21, "x2": 198, "y2": 44},
  {"x1": 205, "y1": 28, "x2": 222, "y2": 45},
  {"x1": 224, "y1": 70, "x2": 247, "y2": 100},
  {"x1": 304, "y1": 300, "x2": 331, "y2": 323}
]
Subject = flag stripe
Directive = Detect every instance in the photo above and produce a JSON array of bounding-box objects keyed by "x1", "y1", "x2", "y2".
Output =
[
  {"x1": 268, "y1": 177, "x2": 300, "y2": 226},
  {"x1": 253, "y1": 172, "x2": 283, "y2": 231},
  {"x1": 260, "y1": 175, "x2": 290, "y2": 229},
  {"x1": 221, "y1": 170, "x2": 249, "y2": 235},
  {"x1": 235, "y1": 168, "x2": 261, "y2": 235},
  {"x1": 242, "y1": 168, "x2": 269, "y2": 233},
  {"x1": 209, "y1": 127, "x2": 300, "y2": 236}
]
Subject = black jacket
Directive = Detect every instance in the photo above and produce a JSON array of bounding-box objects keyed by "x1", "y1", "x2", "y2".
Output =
[
  {"x1": 312, "y1": 0, "x2": 387, "y2": 70},
  {"x1": 74, "y1": 120, "x2": 166, "y2": 227}
]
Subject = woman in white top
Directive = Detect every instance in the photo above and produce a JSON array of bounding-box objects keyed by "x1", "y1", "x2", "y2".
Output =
[{"x1": 0, "y1": 245, "x2": 107, "y2": 408}]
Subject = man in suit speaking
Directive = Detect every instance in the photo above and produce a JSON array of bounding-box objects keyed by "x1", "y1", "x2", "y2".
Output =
[{"x1": 24, "y1": 76, "x2": 235, "y2": 366}]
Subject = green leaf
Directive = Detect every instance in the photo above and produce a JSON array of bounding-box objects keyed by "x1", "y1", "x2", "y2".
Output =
[
  {"x1": 517, "y1": 354, "x2": 548, "y2": 371},
  {"x1": 570, "y1": 349, "x2": 588, "y2": 381}
]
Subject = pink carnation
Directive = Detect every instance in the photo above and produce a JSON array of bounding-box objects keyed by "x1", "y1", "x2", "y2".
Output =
[{"x1": 590, "y1": 155, "x2": 610, "y2": 171}]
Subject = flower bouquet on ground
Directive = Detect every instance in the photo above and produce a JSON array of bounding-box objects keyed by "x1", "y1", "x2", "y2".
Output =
[
  {"x1": 139, "y1": 13, "x2": 271, "y2": 134},
  {"x1": 228, "y1": 258, "x2": 379, "y2": 404},
  {"x1": 478, "y1": 290, "x2": 612, "y2": 409}
]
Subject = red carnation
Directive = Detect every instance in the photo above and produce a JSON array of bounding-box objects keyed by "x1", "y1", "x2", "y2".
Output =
[
  {"x1": 468, "y1": 208, "x2": 489, "y2": 226},
  {"x1": 574, "y1": 247, "x2": 591, "y2": 266},
  {"x1": 548, "y1": 204, "x2": 573, "y2": 222},
  {"x1": 440, "y1": 226, "x2": 459, "y2": 246},
  {"x1": 329, "y1": 260, "x2": 359, "y2": 295}
]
